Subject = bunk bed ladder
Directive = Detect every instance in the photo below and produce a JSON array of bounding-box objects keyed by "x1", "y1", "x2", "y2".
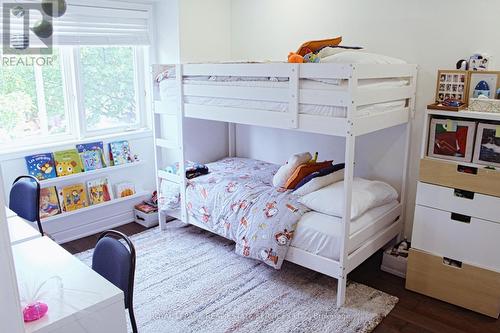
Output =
[
  {"x1": 337, "y1": 64, "x2": 357, "y2": 308},
  {"x1": 176, "y1": 64, "x2": 188, "y2": 223}
]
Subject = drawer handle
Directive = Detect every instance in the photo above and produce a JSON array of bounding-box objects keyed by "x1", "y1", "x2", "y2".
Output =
[
  {"x1": 450, "y1": 212, "x2": 471, "y2": 223},
  {"x1": 136, "y1": 215, "x2": 145, "y2": 221},
  {"x1": 457, "y1": 165, "x2": 478, "y2": 175},
  {"x1": 454, "y1": 189, "x2": 475, "y2": 200},
  {"x1": 443, "y1": 257, "x2": 463, "y2": 269}
]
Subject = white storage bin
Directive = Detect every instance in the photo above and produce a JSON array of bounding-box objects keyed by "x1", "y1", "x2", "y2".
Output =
[
  {"x1": 381, "y1": 247, "x2": 408, "y2": 278},
  {"x1": 134, "y1": 209, "x2": 159, "y2": 228}
]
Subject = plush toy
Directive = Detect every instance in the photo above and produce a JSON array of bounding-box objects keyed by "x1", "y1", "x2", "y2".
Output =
[
  {"x1": 296, "y1": 36, "x2": 342, "y2": 56},
  {"x1": 288, "y1": 52, "x2": 304, "y2": 63},
  {"x1": 303, "y1": 52, "x2": 320, "y2": 63}
]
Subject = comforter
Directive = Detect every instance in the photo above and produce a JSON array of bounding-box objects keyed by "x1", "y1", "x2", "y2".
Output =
[{"x1": 186, "y1": 158, "x2": 309, "y2": 269}]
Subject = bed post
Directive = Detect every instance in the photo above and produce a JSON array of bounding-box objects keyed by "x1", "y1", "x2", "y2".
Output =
[
  {"x1": 176, "y1": 64, "x2": 188, "y2": 223},
  {"x1": 228, "y1": 123, "x2": 236, "y2": 157},
  {"x1": 397, "y1": 66, "x2": 418, "y2": 241},
  {"x1": 337, "y1": 64, "x2": 357, "y2": 308}
]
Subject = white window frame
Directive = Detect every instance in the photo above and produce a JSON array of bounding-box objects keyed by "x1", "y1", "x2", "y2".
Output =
[{"x1": 0, "y1": 45, "x2": 150, "y2": 153}]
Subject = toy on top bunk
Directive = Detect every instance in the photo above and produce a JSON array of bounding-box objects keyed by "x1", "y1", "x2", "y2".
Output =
[
  {"x1": 272, "y1": 152, "x2": 346, "y2": 195},
  {"x1": 164, "y1": 161, "x2": 209, "y2": 179},
  {"x1": 287, "y1": 36, "x2": 363, "y2": 63}
]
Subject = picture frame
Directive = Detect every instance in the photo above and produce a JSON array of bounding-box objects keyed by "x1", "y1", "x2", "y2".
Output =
[
  {"x1": 434, "y1": 70, "x2": 469, "y2": 105},
  {"x1": 473, "y1": 122, "x2": 500, "y2": 168},
  {"x1": 467, "y1": 71, "x2": 500, "y2": 103},
  {"x1": 428, "y1": 118, "x2": 476, "y2": 162}
]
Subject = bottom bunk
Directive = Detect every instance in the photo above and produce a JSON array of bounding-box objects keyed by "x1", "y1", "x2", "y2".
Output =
[{"x1": 160, "y1": 157, "x2": 402, "y2": 280}]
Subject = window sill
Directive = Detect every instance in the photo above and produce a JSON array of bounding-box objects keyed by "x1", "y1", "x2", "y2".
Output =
[{"x1": 0, "y1": 128, "x2": 153, "y2": 162}]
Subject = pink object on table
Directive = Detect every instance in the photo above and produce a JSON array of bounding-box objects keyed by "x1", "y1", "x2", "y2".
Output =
[{"x1": 23, "y1": 301, "x2": 48, "y2": 322}]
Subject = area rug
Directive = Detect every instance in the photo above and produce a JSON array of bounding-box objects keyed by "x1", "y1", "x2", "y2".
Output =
[{"x1": 75, "y1": 221, "x2": 397, "y2": 333}]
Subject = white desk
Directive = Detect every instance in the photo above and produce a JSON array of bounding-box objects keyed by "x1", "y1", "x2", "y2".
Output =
[
  {"x1": 12, "y1": 237, "x2": 127, "y2": 333},
  {"x1": 8, "y1": 215, "x2": 41, "y2": 245}
]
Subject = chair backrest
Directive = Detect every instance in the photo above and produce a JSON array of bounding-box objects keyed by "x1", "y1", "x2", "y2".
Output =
[
  {"x1": 92, "y1": 230, "x2": 136, "y2": 310},
  {"x1": 9, "y1": 175, "x2": 43, "y2": 235}
]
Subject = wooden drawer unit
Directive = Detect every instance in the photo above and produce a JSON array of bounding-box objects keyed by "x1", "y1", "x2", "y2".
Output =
[
  {"x1": 412, "y1": 205, "x2": 500, "y2": 271},
  {"x1": 419, "y1": 158, "x2": 500, "y2": 197},
  {"x1": 406, "y1": 249, "x2": 500, "y2": 318},
  {"x1": 416, "y1": 182, "x2": 500, "y2": 223}
]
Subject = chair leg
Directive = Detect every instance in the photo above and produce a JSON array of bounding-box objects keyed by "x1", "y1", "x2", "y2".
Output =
[{"x1": 129, "y1": 307, "x2": 138, "y2": 333}]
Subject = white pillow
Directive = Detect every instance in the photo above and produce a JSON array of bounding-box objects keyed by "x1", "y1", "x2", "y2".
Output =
[
  {"x1": 298, "y1": 177, "x2": 398, "y2": 219},
  {"x1": 321, "y1": 51, "x2": 406, "y2": 65},
  {"x1": 272, "y1": 152, "x2": 311, "y2": 187},
  {"x1": 316, "y1": 46, "x2": 350, "y2": 59},
  {"x1": 293, "y1": 169, "x2": 344, "y2": 196}
]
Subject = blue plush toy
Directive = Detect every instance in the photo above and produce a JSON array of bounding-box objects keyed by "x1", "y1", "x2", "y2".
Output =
[{"x1": 303, "y1": 52, "x2": 320, "y2": 63}]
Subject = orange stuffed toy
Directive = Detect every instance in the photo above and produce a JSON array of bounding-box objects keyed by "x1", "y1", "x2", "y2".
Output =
[{"x1": 288, "y1": 52, "x2": 304, "y2": 63}]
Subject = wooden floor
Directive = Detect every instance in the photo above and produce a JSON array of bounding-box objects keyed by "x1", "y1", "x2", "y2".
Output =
[{"x1": 62, "y1": 223, "x2": 499, "y2": 333}]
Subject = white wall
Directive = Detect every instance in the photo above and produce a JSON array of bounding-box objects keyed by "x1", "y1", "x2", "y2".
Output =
[{"x1": 229, "y1": 0, "x2": 500, "y2": 237}]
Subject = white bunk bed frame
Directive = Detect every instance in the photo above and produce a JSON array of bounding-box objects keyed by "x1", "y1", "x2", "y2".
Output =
[{"x1": 152, "y1": 62, "x2": 418, "y2": 307}]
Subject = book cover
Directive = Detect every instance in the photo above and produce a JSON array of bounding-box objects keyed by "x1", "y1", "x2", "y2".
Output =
[
  {"x1": 24, "y1": 153, "x2": 57, "y2": 180},
  {"x1": 115, "y1": 182, "x2": 136, "y2": 198},
  {"x1": 80, "y1": 150, "x2": 105, "y2": 171},
  {"x1": 87, "y1": 177, "x2": 113, "y2": 205},
  {"x1": 39, "y1": 187, "x2": 61, "y2": 219},
  {"x1": 135, "y1": 203, "x2": 157, "y2": 213},
  {"x1": 109, "y1": 140, "x2": 132, "y2": 166},
  {"x1": 59, "y1": 183, "x2": 88, "y2": 212},
  {"x1": 54, "y1": 149, "x2": 84, "y2": 177},
  {"x1": 76, "y1": 141, "x2": 107, "y2": 168}
]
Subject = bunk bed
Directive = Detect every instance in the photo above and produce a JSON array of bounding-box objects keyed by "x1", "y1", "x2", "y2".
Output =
[{"x1": 152, "y1": 60, "x2": 418, "y2": 308}]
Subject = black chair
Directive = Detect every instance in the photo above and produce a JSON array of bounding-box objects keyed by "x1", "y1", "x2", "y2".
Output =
[
  {"x1": 92, "y1": 230, "x2": 137, "y2": 333},
  {"x1": 9, "y1": 175, "x2": 44, "y2": 236}
]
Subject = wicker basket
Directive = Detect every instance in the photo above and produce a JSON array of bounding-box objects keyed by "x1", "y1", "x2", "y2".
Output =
[{"x1": 468, "y1": 98, "x2": 500, "y2": 113}]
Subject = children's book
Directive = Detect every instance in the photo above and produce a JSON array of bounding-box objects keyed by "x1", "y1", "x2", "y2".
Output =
[
  {"x1": 53, "y1": 149, "x2": 84, "y2": 177},
  {"x1": 109, "y1": 140, "x2": 133, "y2": 166},
  {"x1": 59, "y1": 183, "x2": 88, "y2": 212},
  {"x1": 80, "y1": 150, "x2": 105, "y2": 171},
  {"x1": 25, "y1": 153, "x2": 57, "y2": 180},
  {"x1": 39, "y1": 187, "x2": 61, "y2": 219},
  {"x1": 76, "y1": 141, "x2": 107, "y2": 168},
  {"x1": 115, "y1": 182, "x2": 136, "y2": 198},
  {"x1": 87, "y1": 178, "x2": 113, "y2": 205}
]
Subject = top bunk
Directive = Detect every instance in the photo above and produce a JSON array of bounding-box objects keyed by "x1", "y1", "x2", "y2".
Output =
[{"x1": 152, "y1": 57, "x2": 418, "y2": 138}]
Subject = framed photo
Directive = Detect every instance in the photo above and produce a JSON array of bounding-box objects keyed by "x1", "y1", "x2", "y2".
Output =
[
  {"x1": 467, "y1": 71, "x2": 500, "y2": 102},
  {"x1": 435, "y1": 70, "x2": 469, "y2": 104},
  {"x1": 428, "y1": 118, "x2": 476, "y2": 162},
  {"x1": 473, "y1": 123, "x2": 500, "y2": 168}
]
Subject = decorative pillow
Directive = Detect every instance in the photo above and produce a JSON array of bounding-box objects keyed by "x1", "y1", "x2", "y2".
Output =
[
  {"x1": 321, "y1": 51, "x2": 406, "y2": 65},
  {"x1": 297, "y1": 177, "x2": 398, "y2": 219},
  {"x1": 293, "y1": 164, "x2": 345, "y2": 196},
  {"x1": 283, "y1": 160, "x2": 333, "y2": 190},
  {"x1": 272, "y1": 152, "x2": 312, "y2": 188}
]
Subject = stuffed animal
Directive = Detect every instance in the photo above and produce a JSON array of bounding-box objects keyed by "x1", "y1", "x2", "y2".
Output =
[
  {"x1": 303, "y1": 52, "x2": 320, "y2": 63},
  {"x1": 288, "y1": 52, "x2": 304, "y2": 63}
]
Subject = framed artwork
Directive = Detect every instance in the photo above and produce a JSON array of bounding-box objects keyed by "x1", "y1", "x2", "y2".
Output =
[
  {"x1": 435, "y1": 70, "x2": 469, "y2": 104},
  {"x1": 467, "y1": 71, "x2": 500, "y2": 102},
  {"x1": 473, "y1": 123, "x2": 500, "y2": 168},
  {"x1": 428, "y1": 118, "x2": 476, "y2": 162}
]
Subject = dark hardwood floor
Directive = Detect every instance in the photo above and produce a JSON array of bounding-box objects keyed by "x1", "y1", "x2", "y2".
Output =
[{"x1": 61, "y1": 223, "x2": 500, "y2": 333}]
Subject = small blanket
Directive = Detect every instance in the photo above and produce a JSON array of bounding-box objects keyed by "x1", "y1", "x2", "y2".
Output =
[{"x1": 186, "y1": 158, "x2": 309, "y2": 269}]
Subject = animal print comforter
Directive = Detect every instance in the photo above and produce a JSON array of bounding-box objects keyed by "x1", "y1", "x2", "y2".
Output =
[{"x1": 186, "y1": 157, "x2": 309, "y2": 269}]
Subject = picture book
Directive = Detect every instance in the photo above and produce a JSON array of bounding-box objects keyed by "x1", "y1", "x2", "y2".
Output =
[
  {"x1": 115, "y1": 182, "x2": 136, "y2": 198},
  {"x1": 87, "y1": 177, "x2": 113, "y2": 205},
  {"x1": 135, "y1": 203, "x2": 157, "y2": 214},
  {"x1": 39, "y1": 187, "x2": 61, "y2": 219},
  {"x1": 109, "y1": 140, "x2": 133, "y2": 166},
  {"x1": 59, "y1": 183, "x2": 88, "y2": 212},
  {"x1": 53, "y1": 149, "x2": 84, "y2": 177},
  {"x1": 81, "y1": 150, "x2": 105, "y2": 171},
  {"x1": 76, "y1": 141, "x2": 107, "y2": 168},
  {"x1": 25, "y1": 153, "x2": 57, "y2": 180}
]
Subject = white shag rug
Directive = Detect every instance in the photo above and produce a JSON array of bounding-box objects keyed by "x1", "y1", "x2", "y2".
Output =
[{"x1": 76, "y1": 221, "x2": 397, "y2": 333}]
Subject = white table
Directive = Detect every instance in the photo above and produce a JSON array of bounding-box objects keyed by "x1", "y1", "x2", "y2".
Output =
[
  {"x1": 8, "y1": 215, "x2": 41, "y2": 245},
  {"x1": 12, "y1": 237, "x2": 128, "y2": 333}
]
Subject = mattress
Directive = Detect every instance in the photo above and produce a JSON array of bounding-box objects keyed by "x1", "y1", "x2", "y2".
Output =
[
  {"x1": 290, "y1": 200, "x2": 399, "y2": 261},
  {"x1": 159, "y1": 78, "x2": 407, "y2": 118}
]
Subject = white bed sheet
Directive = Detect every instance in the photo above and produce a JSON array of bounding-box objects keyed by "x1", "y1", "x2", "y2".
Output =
[
  {"x1": 160, "y1": 79, "x2": 407, "y2": 118},
  {"x1": 290, "y1": 200, "x2": 399, "y2": 261}
]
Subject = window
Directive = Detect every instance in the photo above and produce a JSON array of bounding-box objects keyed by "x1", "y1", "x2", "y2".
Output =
[{"x1": 0, "y1": 46, "x2": 147, "y2": 149}]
